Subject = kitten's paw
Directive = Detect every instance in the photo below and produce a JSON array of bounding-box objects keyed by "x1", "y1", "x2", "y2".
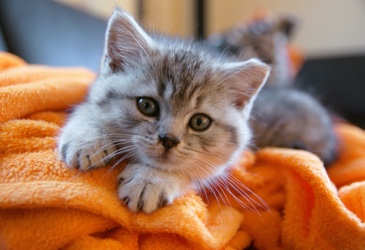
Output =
[
  {"x1": 58, "y1": 131, "x2": 116, "y2": 171},
  {"x1": 117, "y1": 165, "x2": 189, "y2": 213}
]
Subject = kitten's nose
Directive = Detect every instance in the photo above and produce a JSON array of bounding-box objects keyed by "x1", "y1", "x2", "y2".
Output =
[{"x1": 159, "y1": 134, "x2": 180, "y2": 150}]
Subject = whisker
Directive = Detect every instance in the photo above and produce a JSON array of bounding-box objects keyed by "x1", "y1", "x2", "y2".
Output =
[
  {"x1": 110, "y1": 150, "x2": 138, "y2": 170},
  {"x1": 220, "y1": 175, "x2": 260, "y2": 213},
  {"x1": 214, "y1": 177, "x2": 235, "y2": 212},
  {"x1": 183, "y1": 147, "x2": 230, "y2": 161},
  {"x1": 188, "y1": 153, "x2": 267, "y2": 214},
  {"x1": 187, "y1": 155, "x2": 231, "y2": 211},
  {"x1": 224, "y1": 172, "x2": 269, "y2": 211},
  {"x1": 188, "y1": 160, "x2": 223, "y2": 210},
  {"x1": 85, "y1": 141, "x2": 134, "y2": 168}
]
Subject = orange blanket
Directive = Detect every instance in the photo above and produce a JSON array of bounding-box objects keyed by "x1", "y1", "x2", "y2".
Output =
[{"x1": 1, "y1": 52, "x2": 364, "y2": 249}]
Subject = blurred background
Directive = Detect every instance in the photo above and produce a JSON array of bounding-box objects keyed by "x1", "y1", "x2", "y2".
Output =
[{"x1": 0, "y1": 0, "x2": 364, "y2": 128}]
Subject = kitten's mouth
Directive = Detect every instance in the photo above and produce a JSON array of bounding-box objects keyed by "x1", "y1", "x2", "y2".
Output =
[
  {"x1": 161, "y1": 149, "x2": 170, "y2": 158},
  {"x1": 158, "y1": 150, "x2": 172, "y2": 162},
  {"x1": 155, "y1": 149, "x2": 179, "y2": 164},
  {"x1": 144, "y1": 146, "x2": 179, "y2": 165}
]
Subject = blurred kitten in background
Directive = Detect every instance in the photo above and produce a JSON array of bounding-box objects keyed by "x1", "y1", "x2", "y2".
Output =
[
  {"x1": 250, "y1": 87, "x2": 338, "y2": 166},
  {"x1": 207, "y1": 15, "x2": 338, "y2": 166},
  {"x1": 207, "y1": 15, "x2": 297, "y2": 86}
]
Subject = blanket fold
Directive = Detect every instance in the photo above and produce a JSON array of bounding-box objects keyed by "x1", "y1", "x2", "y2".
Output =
[{"x1": 1, "y1": 52, "x2": 365, "y2": 250}]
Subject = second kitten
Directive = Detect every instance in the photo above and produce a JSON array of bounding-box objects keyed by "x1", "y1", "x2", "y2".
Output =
[{"x1": 250, "y1": 87, "x2": 338, "y2": 166}]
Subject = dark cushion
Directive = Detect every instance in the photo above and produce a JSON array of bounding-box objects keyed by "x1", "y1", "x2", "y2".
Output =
[{"x1": 0, "y1": 0, "x2": 107, "y2": 71}]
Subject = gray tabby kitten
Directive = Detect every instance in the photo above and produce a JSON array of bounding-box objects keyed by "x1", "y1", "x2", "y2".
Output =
[{"x1": 58, "y1": 9, "x2": 270, "y2": 213}]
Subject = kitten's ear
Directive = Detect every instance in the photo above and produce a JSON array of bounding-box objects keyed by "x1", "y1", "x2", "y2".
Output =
[
  {"x1": 101, "y1": 8, "x2": 155, "y2": 73},
  {"x1": 221, "y1": 58, "x2": 270, "y2": 109},
  {"x1": 276, "y1": 15, "x2": 298, "y2": 39}
]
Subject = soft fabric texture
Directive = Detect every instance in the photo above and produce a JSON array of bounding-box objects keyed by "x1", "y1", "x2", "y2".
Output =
[{"x1": 0, "y1": 52, "x2": 364, "y2": 249}]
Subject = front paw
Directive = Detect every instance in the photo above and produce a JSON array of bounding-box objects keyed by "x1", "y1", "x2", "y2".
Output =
[
  {"x1": 58, "y1": 130, "x2": 116, "y2": 171},
  {"x1": 117, "y1": 164, "x2": 190, "y2": 213}
]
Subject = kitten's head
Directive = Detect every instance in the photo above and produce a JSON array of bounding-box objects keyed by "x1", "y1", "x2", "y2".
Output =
[
  {"x1": 207, "y1": 16, "x2": 296, "y2": 85},
  {"x1": 90, "y1": 9, "x2": 269, "y2": 180}
]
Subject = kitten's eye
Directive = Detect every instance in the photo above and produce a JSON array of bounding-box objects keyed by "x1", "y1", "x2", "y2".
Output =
[
  {"x1": 137, "y1": 97, "x2": 159, "y2": 117},
  {"x1": 189, "y1": 114, "x2": 212, "y2": 131}
]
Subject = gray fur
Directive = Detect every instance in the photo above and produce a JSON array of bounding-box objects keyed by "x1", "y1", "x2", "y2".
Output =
[
  {"x1": 58, "y1": 8, "x2": 270, "y2": 213},
  {"x1": 207, "y1": 16, "x2": 297, "y2": 86},
  {"x1": 250, "y1": 87, "x2": 338, "y2": 166},
  {"x1": 207, "y1": 16, "x2": 338, "y2": 167}
]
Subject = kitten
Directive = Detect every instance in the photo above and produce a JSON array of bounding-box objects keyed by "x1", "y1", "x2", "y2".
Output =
[
  {"x1": 250, "y1": 87, "x2": 338, "y2": 166},
  {"x1": 58, "y1": 8, "x2": 270, "y2": 213},
  {"x1": 207, "y1": 15, "x2": 297, "y2": 86},
  {"x1": 207, "y1": 16, "x2": 338, "y2": 166}
]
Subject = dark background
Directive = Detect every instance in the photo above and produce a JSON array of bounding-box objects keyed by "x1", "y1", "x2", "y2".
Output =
[{"x1": 0, "y1": 0, "x2": 364, "y2": 128}]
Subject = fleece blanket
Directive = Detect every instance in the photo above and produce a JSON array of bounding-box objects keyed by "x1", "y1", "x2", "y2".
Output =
[{"x1": 0, "y1": 52, "x2": 364, "y2": 250}]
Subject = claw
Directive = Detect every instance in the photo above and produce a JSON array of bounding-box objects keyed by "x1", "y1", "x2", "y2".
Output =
[
  {"x1": 118, "y1": 177, "x2": 125, "y2": 186},
  {"x1": 137, "y1": 185, "x2": 147, "y2": 211},
  {"x1": 122, "y1": 196, "x2": 130, "y2": 205},
  {"x1": 158, "y1": 193, "x2": 168, "y2": 208},
  {"x1": 75, "y1": 152, "x2": 81, "y2": 169},
  {"x1": 137, "y1": 200, "x2": 144, "y2": 211},
  {"x1": 61, "y1": 143, "x2": 69, "y2": 161},
  {"x1": 103, "y1": 150, "x2": 111, "y2": 165},
  {"x1": 86, "y1": 155, "x2": 92, "y2": 168}
]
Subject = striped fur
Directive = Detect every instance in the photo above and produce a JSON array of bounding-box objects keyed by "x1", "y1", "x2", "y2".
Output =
[{"x1": 58, "y1": 8, "x2": 269, "y2": 213}]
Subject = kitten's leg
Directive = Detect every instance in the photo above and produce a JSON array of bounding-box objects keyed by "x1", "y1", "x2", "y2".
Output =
[
  {"x1": 118, "y1": 164, "x2": 191, "y2": 213},
  {"x1": 58, "y1": 104, "x2": 117, "y2": 170}
]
